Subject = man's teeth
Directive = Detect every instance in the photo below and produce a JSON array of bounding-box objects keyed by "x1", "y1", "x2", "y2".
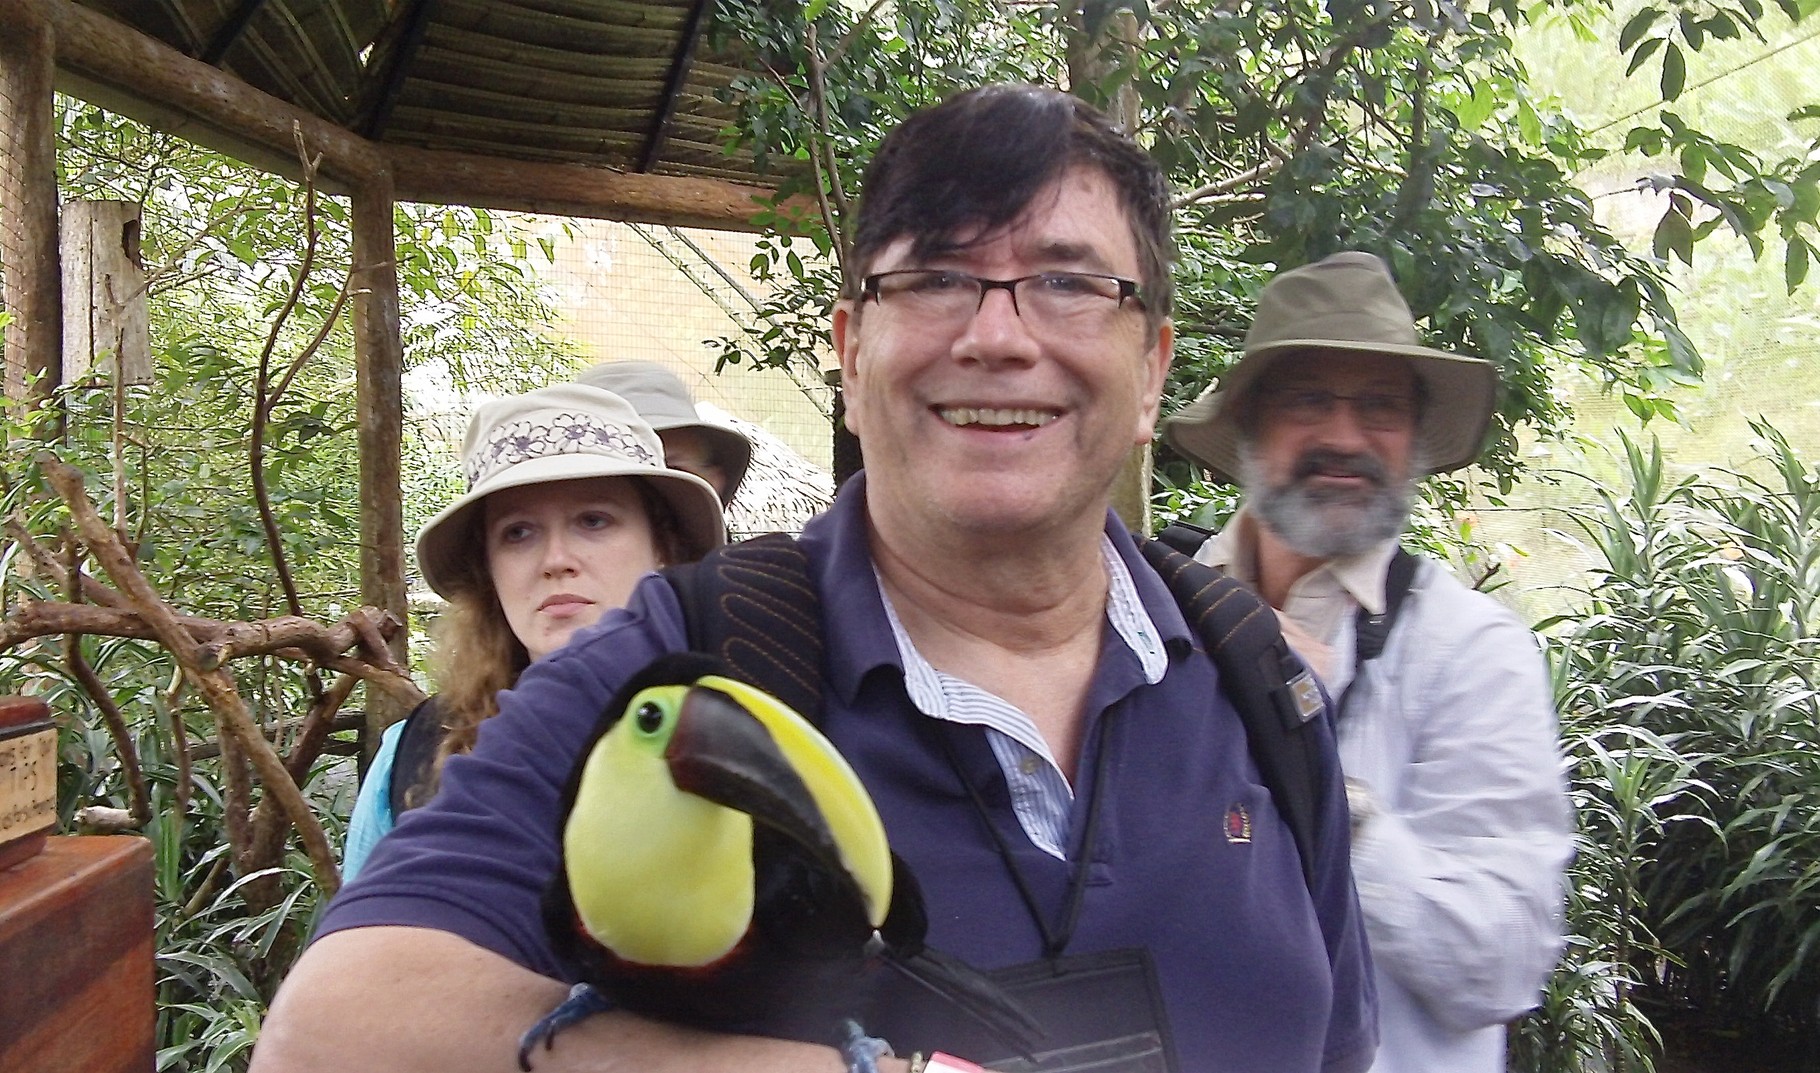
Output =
[{"x1": 939, "y1": 407, "x2": 1057, "y2": 428}]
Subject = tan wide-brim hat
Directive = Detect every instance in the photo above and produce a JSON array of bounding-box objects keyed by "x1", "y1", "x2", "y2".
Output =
[
  {"x1": 415, "y1": 384, "x2": 725, "y2": 597},
  {"x1": 1161, "y1": 251, "x2": 1498, "y2": 483},
  {"x1": 574, "y1": 361, "x2": 753, "y2": 503}
]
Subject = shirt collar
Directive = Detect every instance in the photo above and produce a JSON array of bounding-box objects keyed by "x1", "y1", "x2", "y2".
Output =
[
  {"x1": 879, "y1": 532, "x2": 1169, "y2": 722},
  {"x1": 1199, "y1": 505, "x2": 1398, "y2": 615},
  {"x1": 806, "y1": 473, "x2": 1185, "y2": 707}
]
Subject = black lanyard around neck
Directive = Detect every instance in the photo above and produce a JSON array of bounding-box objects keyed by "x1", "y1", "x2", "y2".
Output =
[{"x1": 936, "y1": 714, "x2": 1115, "y2": 960}]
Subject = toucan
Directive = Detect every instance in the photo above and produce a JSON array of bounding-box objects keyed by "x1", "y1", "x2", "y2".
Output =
[{"x1": 517, "y1": 652, "x2": 1039, "y2": 1069}]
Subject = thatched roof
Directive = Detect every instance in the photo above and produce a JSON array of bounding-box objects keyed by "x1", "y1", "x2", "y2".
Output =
[{"x1": 69, "y1": 0, "x2": 776, "y2": 189}]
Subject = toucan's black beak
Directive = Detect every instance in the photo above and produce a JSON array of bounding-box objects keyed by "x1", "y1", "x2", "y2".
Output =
[{"x1": 665, "y1": 686, "x2": 840, "y2": 863}]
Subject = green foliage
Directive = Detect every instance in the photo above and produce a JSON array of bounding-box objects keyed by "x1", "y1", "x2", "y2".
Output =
[
  {"x1": 1608, "y1": 2, "x2": 1820, "y2": 291},
  {"x1": 704, "y1": 0, "x2": 1055, "y2": 374},
  {"x1": 2, "y1": 98, "x2": 581, "y2": 1072},
  {"x1": 1518, "y1": 424, "x2": 1820, "y2": 1067},
  {"x1": 703, "y1": 1, "x2": 1815, "y2": 498}
]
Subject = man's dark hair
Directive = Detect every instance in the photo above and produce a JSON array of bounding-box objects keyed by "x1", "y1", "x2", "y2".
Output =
[{"x1": 848, "y1": 84, "x2": 1175, "y2": 326}]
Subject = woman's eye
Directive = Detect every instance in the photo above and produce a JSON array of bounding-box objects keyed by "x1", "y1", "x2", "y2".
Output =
[
  {"x1": 496, "y1": 522, "x2": 534, "y2": 544},
  {"x1": 578, "y1": 511, "x2": 617, "y2": 530}
]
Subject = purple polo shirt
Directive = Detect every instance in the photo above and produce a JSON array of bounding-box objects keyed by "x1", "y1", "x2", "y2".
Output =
[{"x1": 320, "y1": 474, "x2": 1376, "y2": 1073}]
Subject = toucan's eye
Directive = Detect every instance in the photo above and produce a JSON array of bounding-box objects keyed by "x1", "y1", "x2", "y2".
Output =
[{"x1": 634, "y1": 701, "x2": 665, "y2": 734}]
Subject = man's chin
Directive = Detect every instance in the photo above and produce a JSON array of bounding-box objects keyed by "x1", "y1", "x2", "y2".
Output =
[{"x1": 1260, "y1": 495, "x2": 1405, "y2": 559}]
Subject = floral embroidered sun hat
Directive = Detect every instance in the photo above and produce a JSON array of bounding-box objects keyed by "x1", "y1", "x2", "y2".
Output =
[{"x1": 414, "y1": 383, "x2": 725, "y2": 597}]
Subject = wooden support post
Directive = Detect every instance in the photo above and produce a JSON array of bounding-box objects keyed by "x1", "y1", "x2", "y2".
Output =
[
  {"x1": 352, "y1": 175, "x2": 408, "y2": 762},
  {"x1": 60, "y1": 200, "x2": 150, "y2": 385},
  {"x1": 0, "y1": 2, "x2": 61, "y2": 408}
]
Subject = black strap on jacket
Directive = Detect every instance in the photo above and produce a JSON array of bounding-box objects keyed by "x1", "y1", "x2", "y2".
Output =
[
  {"x1": 662, "y1": 532, "x2": 1329, "y2": 890},
  {"x1": 1135, "y1": 539, "x2": 1325, "y2": 887},
  {"x1": 666, "y1": 532, "x2": 826, "y2": 725},
  {"x1": 1337, "y1": 546, "x2": 1418, "y2": 718},
  {"x1": 1353, "y1": 547, "x2": 1418, "y2": 664}
]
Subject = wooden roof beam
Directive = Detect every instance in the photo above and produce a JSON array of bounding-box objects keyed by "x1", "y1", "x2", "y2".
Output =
[
  {"x1": 638, "y1": 0, "x2": 714, "y2": 173},
  {"x1": 386, "y1": 144, "x2": 800, "y2": 233},
  {"x1": 13, "y1": 0, "x2": 800, "y2": 232},
  {"x1": 16, "y1": 0, "x2": 386, "y2": 184},
  {"x1": 200, "y1": 0, "x2": 275, "y2": 65}
]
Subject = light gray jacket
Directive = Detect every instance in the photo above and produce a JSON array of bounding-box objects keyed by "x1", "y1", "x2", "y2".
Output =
[{"x1": 1202, "y1": 532, "x2": 1574, "y2": 1073}]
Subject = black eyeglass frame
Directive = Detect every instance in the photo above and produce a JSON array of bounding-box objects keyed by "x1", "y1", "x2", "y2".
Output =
[
  {"x1": 859, "y1": 269, "x2": 1147, "y2": 316},
  {"x1": 1259, "y1": 386, "x2": 1422, "y2": 430}
]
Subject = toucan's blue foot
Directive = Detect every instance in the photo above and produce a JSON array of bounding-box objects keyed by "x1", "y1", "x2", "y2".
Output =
[{"x1": 517, "y1": 983, "x2": 614, "y2": 1071}]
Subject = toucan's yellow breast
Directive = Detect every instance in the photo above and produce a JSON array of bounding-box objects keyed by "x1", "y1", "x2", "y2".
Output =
[{"x1": 564, "y1": 720, "x2": 756, "y2": 967}]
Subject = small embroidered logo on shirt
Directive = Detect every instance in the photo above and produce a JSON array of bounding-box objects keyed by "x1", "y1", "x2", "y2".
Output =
[{"x1": 1224, "y1": 803, "x2": 1252, "y2": 843}]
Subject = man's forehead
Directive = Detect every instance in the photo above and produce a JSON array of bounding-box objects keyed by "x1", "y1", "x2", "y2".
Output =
[
  {"x1": 1268, "y1": 349, "x2": 1416, "y2": 388},
  {"x1": 871, "y1": 167, "x2": 1136, "y2": 269}
]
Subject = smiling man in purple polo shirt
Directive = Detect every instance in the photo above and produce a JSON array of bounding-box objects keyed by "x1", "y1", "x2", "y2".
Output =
[{"x1": 254, "y1": 86, "x2": 1376, "y2": 1073}]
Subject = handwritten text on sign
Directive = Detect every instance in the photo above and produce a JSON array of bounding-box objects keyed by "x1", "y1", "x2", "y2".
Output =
[{"x1": 0, "y1": 726, "x2": 58, "y2": 845}]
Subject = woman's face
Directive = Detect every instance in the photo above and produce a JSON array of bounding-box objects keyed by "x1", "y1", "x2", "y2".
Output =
[{"x1": 483, "y1": 476, "x2": 662, "y2": 661}]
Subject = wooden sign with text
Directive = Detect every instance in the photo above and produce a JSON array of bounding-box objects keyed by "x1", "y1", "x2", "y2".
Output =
[{"x1": 0, "y1": 698, "x2": 55, "y2": 872}]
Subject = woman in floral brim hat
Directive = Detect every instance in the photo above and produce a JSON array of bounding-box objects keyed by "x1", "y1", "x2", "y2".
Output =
[{"x1": 343, "y1": 384, "x2": 724, "y2": 878}]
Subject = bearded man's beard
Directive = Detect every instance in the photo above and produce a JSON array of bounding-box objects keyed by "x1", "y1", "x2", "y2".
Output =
[{"x1": 1241, "y1": 445, "x2": 1415, "y2": 559}]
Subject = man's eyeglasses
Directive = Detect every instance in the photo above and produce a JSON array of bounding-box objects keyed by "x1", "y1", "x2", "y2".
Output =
[
  {"x1": 860, "y1": 270, "x2": 1145, "y2": 328},
  {"x1": 1262, "y1": 388, "x2": 1419, "y2": 430}
]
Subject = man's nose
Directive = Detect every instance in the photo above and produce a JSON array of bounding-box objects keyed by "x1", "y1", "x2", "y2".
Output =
[
  {"x1": 954, "y1": 286, "x2": 1039, "y2": 365},
  {"x1": 1314, "y1": 398, "x2": 1375, "y2": 449}
]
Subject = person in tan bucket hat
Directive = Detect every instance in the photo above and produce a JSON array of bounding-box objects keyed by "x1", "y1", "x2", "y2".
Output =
[
  {"x1": 574, "y1": 361, "x2": 753, "y2": 503},
  {"x1": 1162, "y1": 251, "x2": 1572, "y2": 1073},
  {"x1": 1162, "y1": 250, "x2": 1496, "y2": 485},
  {"x1": 342, "y1": 383, "x2": 725, "y2": 880}
]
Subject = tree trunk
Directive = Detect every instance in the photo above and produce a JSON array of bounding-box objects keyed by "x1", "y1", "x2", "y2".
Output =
[{"x1": 1066, "y1": 7, "x2": 1151, "y2": 533}]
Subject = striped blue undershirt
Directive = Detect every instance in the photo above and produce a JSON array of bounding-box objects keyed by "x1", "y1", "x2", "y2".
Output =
[{"x1": 877, "y1": 534, "x2": 1168, "y2": 860}]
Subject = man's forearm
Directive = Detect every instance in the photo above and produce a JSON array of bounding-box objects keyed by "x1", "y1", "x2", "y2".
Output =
[{"x1": 253, "y1": 926, "x2": 904, "y2": 1073}]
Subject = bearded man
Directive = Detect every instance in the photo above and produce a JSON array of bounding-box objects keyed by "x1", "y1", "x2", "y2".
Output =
[{"x1": 1162, "y1": 251, "x2": 1574, "y2": 1073}]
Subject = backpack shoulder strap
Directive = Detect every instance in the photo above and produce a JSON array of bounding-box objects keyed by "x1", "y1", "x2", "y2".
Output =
[
  {"x1": 1352, "y1": 546, "x2": 1419, "y2": 665},
  {"x1": 662, "y1": 532, "x2": 826, "y2": 724},
  {"x1": 388, "y1": 695, "x2": 447, "y2": 817},
  {"x1": 1137, "y1": 537, "x2": 1326, "y2": 888}
]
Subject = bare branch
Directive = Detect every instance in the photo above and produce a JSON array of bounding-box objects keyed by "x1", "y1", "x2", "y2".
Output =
[
  {"x1": 824, "y1": 0, "x2": 894, "y2": 70},
  {"x1": 271, "y1": 269, "x2": 355, "y2": 404},
  {"x1": 39, "y1": 453, "x2": 342, "y2": 893},
  {"x1": 1174, "y1": 158, "x2": 1285, "y2": 209},
  {"x1": 75, "y1": 805, "x2": 141, "y2": 833},
  {"x1": 249, "y1": 123, "x2": 328, "y2": 623},
  {"x1": 220, "y1": 722, "x2": 254, "y2": 872},
  {"x1": 284, "y1": 672, "x2": 361, "y2": 783},
  {"x1": 6, "y1": 515, "x2": 126, "y2": 608},
  {"x1": 802, "y1": 24, "x2": 854, "y2": 282}
]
